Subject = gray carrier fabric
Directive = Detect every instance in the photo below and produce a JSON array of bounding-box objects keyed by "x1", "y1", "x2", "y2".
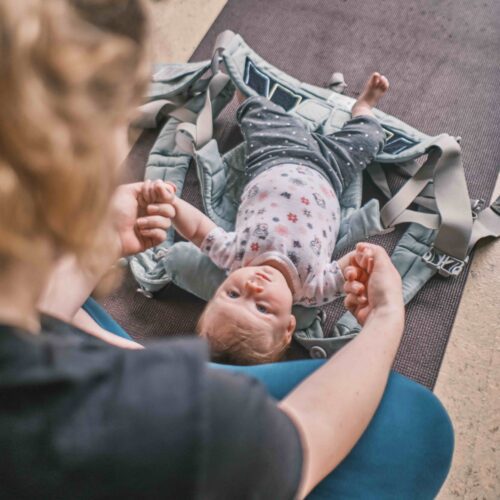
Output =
[{"x1": 101, "y1": 0, "x2": 500, "y2": 389}]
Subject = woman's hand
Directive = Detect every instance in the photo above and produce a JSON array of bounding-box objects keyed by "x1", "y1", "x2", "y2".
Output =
[
  {"x1": 343, "y1": 243, "x2": 403, "y2": 325},
  {"x1": 111, "y1": 180, "x2": 176, "y2": 257}
]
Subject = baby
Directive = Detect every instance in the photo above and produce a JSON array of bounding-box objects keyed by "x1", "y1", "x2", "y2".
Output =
[{"x1": 147, "y1": 72, "x2": 389, "y2": 364}]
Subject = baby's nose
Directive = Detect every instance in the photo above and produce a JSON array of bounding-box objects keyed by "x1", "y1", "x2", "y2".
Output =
[{"x1": 245, "y1": 279, "x2": 264, "y2": 294}]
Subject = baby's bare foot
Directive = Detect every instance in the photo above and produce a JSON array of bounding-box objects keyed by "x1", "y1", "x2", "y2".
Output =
[{"x1": 352, "y1": 72, "x2": 389, "y2": 117}]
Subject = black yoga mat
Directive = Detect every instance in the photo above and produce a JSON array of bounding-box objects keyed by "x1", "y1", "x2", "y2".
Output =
[{"x1": 101, "y1": 0, "x2": 500, "y2": 389}]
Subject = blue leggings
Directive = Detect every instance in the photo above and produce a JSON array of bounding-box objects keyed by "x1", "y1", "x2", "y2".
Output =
[{"x1": 84, "y1": 298, "x2": 454, "y2": 499}]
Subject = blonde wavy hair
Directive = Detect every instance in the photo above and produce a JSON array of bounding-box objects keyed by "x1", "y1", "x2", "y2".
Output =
[{"x1": 0, "y1": 0, "x2": 150, "y2": 273}]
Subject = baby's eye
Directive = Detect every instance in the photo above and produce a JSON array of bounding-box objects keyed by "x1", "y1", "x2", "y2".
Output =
[
  {"x1": 256, "y1": 304, "x2": 268, "y2": 314},
  {"x1": 227, "y1": 290, "x2": 240, "y2": 299}
]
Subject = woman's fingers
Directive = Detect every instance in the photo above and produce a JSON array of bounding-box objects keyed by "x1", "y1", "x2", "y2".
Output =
[
  {"x1": 344, "y1": 293, "x2": 367, "y2": 310},
  {"x1": 137, "y1": 189, "x2": 148, "y2": 209},
  {"x1": 344, "y1": 280, "x2": 366, "y2": 296},
  {"x1": 344, "y1": 265, "x2": 368, "y2": 283},
  {"x1": 355, "y1": 305, "x2": 371, "y2": 326},
  {"x1": 137, "y1": 215, "x2": 172, "y2": 231},
  {"x1": 344, "y1": 294, "x2": 356, "y2": 313},
  {"x1": 352, "y1": 249, "x2": 372, "y2": 270},
  {"x1": 142, "y1": 179, "x2": 153, "y2": 204},
  {"x1": 146, "y1": 203, "x2": 176, "y2": 219},
  {"x1": 344, "y1": 294, "x2": 372, "y2": 326},
  {"x1": 138, "y1": 228, "x2": 167, "y2": 246},
  {"x1": 344, "y1": 265, "x2": 359, "y2": 281}
]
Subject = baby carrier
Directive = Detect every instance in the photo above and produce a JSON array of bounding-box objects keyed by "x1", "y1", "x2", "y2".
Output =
[{"x1": 129, "y1": 31, "x2": 500, "y2": 358}]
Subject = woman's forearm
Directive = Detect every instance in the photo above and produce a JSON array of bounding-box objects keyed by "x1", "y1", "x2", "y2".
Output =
[
  {"x1": 37, "y1": 239, "x2": 121, "y2": 322},
  {"x1": 72, "y1": 308, "x2": 143, "y2": 349},
  {"x1": 279, "y1": 304, "x2": 404, "y2": 498}
]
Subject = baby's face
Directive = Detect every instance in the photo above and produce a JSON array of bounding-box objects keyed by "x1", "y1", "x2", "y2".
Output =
[{"x1": 208, "y1": 265, "x2": 295, "y2": 340}]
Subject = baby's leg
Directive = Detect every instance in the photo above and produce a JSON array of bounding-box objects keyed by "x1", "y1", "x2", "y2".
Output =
[
  {"x1": 236, "y1": 96, "x2": 321, "y2": 180},
  {"x1": 351, "y1": 72, "x2": 389, "y2": 118},
  {"x1": 314, "y1": 73, "x2": 389, "y2": 194}
]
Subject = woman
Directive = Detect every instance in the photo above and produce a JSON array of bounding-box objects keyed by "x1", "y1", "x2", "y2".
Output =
[{"x1": 0, "y1": 1, "x2": 453, "y2": 498}]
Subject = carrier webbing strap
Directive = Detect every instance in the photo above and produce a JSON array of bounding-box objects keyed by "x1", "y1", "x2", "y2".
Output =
[
  {"x1": 366, "y1": 162, "x2": 392, "y2": 198},
  {"x1": 369, "y1": 164, "x2": 483, "y2": 220},
  {"x1": 468, "y1": 195, "x2": 500, "y2": 250},
  {"x1": 380, "y1": 135, "x2": 473, "y2": 260},
  {"x1": 133, "y1": 36, "x2": 234, "y2": 138},
  {"x1": 211, "y1": 30, "x2": 236, "y2": 72},
  {"x1": 133, "y1": 97, "x2": 189, "y2": 128},
  {"x1": 175, "y1": 71, "x2": 231, "y2": 153},
  {"x1": 173, "y1": 33, "x2": 235, "y2": 154}
]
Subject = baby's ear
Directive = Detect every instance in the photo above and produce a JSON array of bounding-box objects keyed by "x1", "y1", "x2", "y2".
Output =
[{"x1": 285, "y1": 314, "x2": 296, "y2": 343}]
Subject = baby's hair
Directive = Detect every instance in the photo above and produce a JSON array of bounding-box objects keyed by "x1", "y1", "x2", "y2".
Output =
[{"x1": 196, "y1": 301, "x2": 290, "y2": 365}]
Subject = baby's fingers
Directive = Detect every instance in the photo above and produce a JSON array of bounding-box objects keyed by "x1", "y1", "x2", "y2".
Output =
[
  {"x1": 151, "y1": 180, "x2": 176, "y2": 204},
  {"x1": 344, "y1": 293, "x2": 367, "y2": 310}
]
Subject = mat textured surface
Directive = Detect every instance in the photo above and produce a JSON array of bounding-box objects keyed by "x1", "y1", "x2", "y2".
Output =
[{"x1": 101, "y1": 0, "x2": 499, "y2": 389}]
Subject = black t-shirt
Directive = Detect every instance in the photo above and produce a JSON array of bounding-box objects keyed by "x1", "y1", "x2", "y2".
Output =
[{"x1": 0, "y1": 316, "x2": 302, "y2": 499}]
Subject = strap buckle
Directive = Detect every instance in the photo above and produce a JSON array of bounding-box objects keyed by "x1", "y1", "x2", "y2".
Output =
[
  {"x1": 471, "y1": 198, "x2": 485, "y2": 220},
  {"x1": 490, "y1": 195, "x2": 500, "y2": 216},
  {"x1": 422, "y1": 246, "x2": 469, "y2": 277}
]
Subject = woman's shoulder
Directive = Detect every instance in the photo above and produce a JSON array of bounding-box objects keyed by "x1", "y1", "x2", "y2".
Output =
[{"x1": 0, "y1": 318, "x2": 202, "y2": 495}]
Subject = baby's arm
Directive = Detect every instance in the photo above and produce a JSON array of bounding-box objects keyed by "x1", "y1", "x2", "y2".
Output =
[
  {"x1": 171, "y1": 197, "x2": 217, "y2": 247},
  {"x1": 137, "y1": 182, "x2": 237, "y2": 270},
  {"x1": 137, "y1": 181, "x2": 216, "y2": 247}
]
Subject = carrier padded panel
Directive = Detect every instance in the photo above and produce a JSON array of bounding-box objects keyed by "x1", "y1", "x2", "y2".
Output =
[{"x1": 101, "y1": 0, "x2": 500, "y2": 389}]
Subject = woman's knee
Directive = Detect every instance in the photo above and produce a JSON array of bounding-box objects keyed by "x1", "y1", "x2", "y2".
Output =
[
  {"x1": 309, "y1": 372, "x2": 454, "y2": 499},
  {"x1": 367, "y1": 372, "x2": 454, "y2": 496}
]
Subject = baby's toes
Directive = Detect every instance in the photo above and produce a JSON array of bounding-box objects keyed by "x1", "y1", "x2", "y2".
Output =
[
  {"x1": 379, "y1": 75, "x2": 389, "y2": 90},
  {"x1": 369, "y1": 72, "x2": 380, "y2": 86}
]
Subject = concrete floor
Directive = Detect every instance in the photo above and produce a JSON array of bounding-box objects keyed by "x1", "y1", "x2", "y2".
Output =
[{"x1": 148, "y1": 1, "x2": 499, "y2": 497}]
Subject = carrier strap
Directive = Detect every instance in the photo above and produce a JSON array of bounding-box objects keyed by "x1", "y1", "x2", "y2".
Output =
[
  {"x1": 133, "y1": 97, "x2": 189, "y2": 128},
  {"x1": 468, "y1": 195, "x2": 500, "y2": 250},
  {"x1": 175, "y1": 71, "x2": 231, "y2": 153},
  {"x1": 173, "y1": 33, "x2": 237, "y2": 154},
  {"x1": 380, "y1": 135, "x2": 473, "y2": 260}
]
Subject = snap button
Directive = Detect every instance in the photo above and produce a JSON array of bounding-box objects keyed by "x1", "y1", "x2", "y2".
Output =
[{"x1": 310, "y1": 346, "x2": 327, "y2": 359}]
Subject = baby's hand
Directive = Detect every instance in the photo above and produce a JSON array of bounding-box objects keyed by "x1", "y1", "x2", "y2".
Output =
[
  {"x1": 136, "y1": 179, "x2": 177, "y2": 246},
  {"x1": 138, "y1": 180, "x2": 176, "y2": 207}
]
